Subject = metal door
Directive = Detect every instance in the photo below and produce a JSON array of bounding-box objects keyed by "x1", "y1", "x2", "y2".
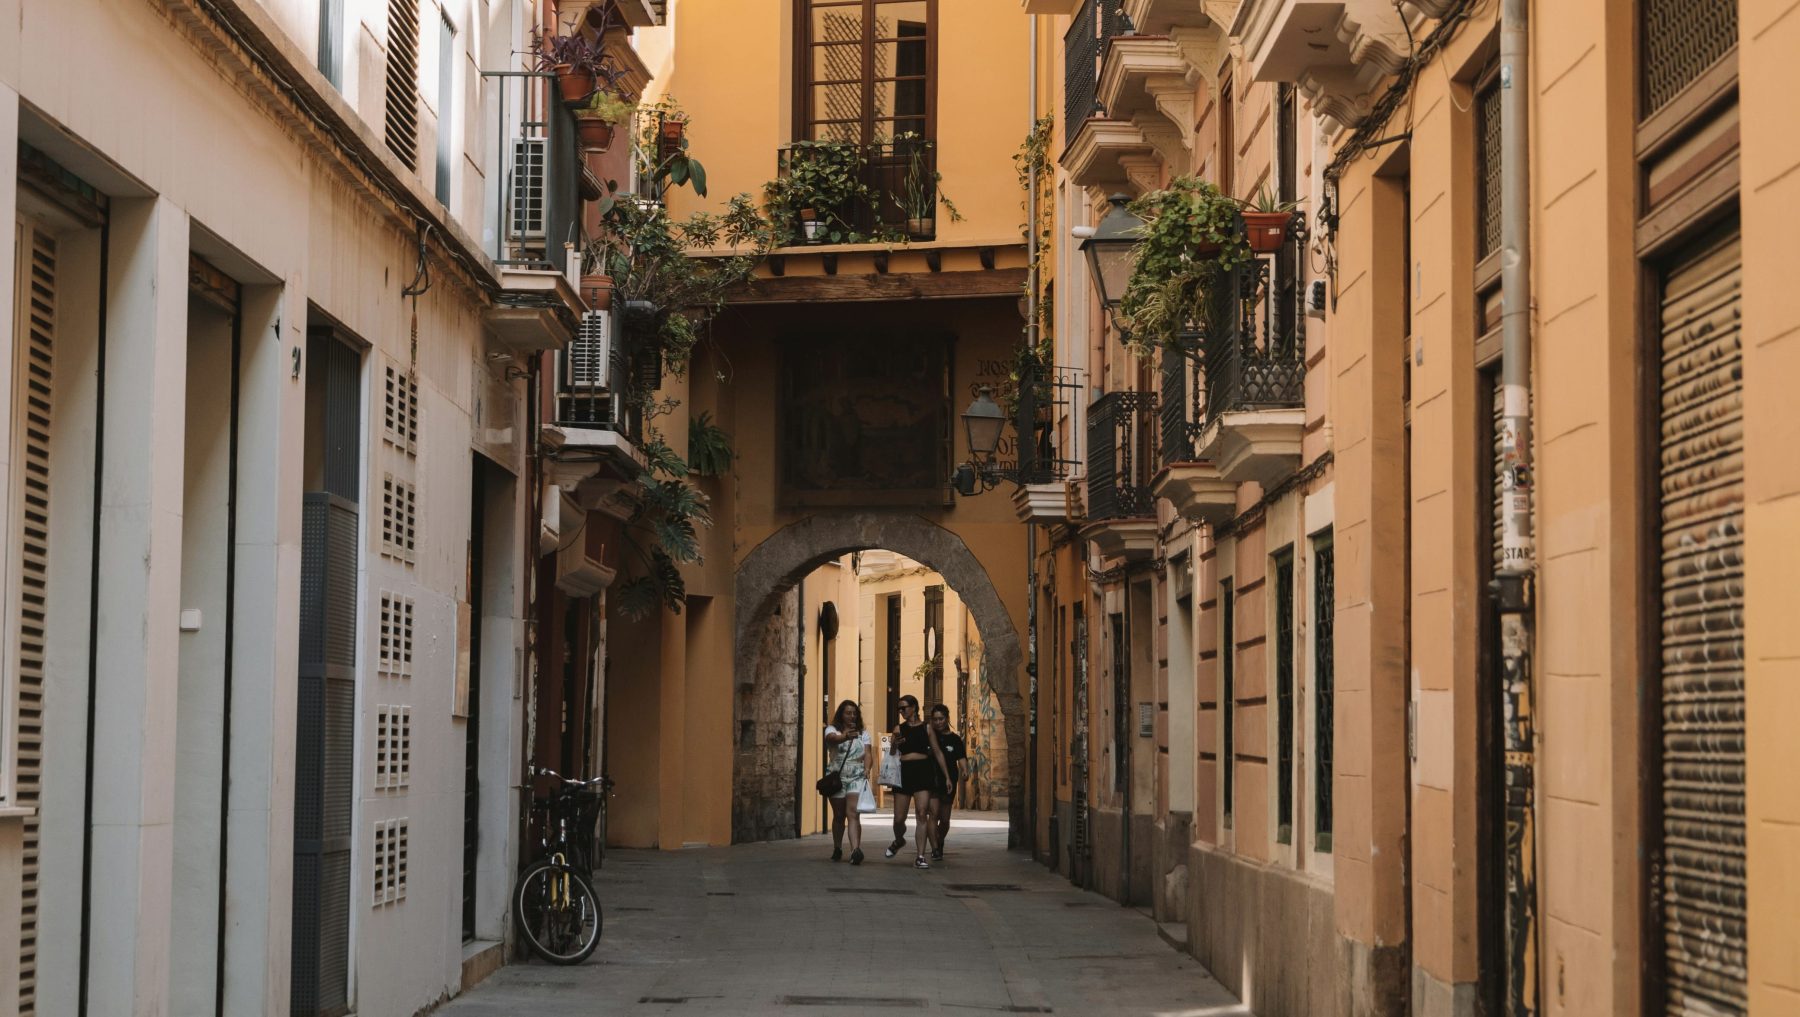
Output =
[{"x1": 1653, "y1": 227, "x2": 1745, "y2": 1016}]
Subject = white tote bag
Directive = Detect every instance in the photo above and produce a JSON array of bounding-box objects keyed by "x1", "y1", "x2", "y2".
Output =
[{"x1": 877, "y1": 735, "x2": 902, "y2": 789}]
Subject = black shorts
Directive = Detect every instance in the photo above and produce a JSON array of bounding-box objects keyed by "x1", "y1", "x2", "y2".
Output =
[
  {"x1": 899, "y1": 758, "x2": 938, "y2": 795},
  {"x1": 932, "y1": 782, "x2": 958, "y2": 806}
]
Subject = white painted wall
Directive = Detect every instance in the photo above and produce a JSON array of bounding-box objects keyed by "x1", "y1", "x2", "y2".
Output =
[{"x1": 0, "y1": 0, "x2": 540, "y2": 1012}]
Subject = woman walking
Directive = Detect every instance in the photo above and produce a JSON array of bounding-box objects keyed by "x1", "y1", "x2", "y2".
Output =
[
  {"x1": 824, "y1": 700, "x2": 873, "y2": 864},
  {"x1": 927, "y1": 704, "x2": 967, "y2": 860},
  {"x1": 884, "y1": 695, "x2": 953, "y2": 869}
]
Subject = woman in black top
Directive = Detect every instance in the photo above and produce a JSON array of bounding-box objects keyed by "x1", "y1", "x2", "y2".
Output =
[
  {"x1": 885, "y1": 695, "x2": 952, "y2": 869},
  {"x1": 927, "y1": 704, "x2": 967, "y2": 860}
]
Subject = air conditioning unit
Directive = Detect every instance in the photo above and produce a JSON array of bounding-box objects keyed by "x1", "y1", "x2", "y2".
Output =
[
  {"x1": 568, "y1": 311, "x2": 611, "y2": 389},
  {"x1": 509, "y1": 137, "x2": 547, "y2": 243}
]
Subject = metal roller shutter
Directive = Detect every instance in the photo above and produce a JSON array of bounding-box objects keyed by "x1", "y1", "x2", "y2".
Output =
[
  {"x1": 1655, "y1": 228, "x2": 1744, "y2": 1017},
  {"x1": 10, "y1": 221, "x2": 56, "y2": 1016}
]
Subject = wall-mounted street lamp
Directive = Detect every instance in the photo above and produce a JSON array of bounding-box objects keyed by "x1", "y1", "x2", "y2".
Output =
[
  {"x1": 1079, "y1": 193, "x2": 1145, "y2": 340},
  {"x1": 952, "y1": 385, "x2": 1013, "y2": 497}
]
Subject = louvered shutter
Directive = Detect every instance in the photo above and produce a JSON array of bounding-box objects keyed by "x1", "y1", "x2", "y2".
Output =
[
  {"x1": 1655, "y1": 228, "x2": 1745, "y2": 1017},
  {"x1": 8, "y1": 221, "x2": 55, "y2": 1016}
]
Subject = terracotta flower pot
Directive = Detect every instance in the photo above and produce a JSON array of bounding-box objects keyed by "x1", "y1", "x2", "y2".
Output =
[
  {"x1": 556, "y1": 64, "x2": 596, "y2": 106},
  {"x1": 581, "y1": 274, "x2": 614, "y2": 312},
  {"x1": 657, "y1": 120, "x2": 686, "y2": 159},
  {"x1": 1242, "y1": 211, "x2": 1293, "y2": 254},
  {"x1": 576, "y1": 117, "x2": 615, "y2": 153}
]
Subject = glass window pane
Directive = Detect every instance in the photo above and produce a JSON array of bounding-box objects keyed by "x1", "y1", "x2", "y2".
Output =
[
  {"x1": 871, "y1": 76, "x2": 926, "y2": 124},
  {"x1": 811, "y1": 43, "x2": 863, "y2": 82},
  {"x1": 872, "y1": 38, "x2": 927, "y2": 83},
  {"x1": 811, "y1": 3, "x2": 865, "y2": 45},
  {"x1": 872, "y1": 0, "x2": 928, "y2": 38},
  {"x1": 810, "y1": 120, "x2": 860, "y2": 143},
  {"x1": 812, "y1": 82, "x2": 864, "y2": 126}
]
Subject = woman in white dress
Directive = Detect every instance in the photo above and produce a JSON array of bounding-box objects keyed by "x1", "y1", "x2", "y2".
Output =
[{"x1": 824, "y1": 700, "x2": 874, "y2": 864}]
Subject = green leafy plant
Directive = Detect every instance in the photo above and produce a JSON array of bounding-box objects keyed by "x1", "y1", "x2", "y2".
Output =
[
  {"x1": 1242, "y1": 183, "x2": 1300, "y2": 214},
  {"x1": 687, "y1": 412, "x2": 735, "y2": 477},
  {"x1": 764, "y1": 140, "x2": 873, "y2": 244},
  {"x1": 613, "y1": 434, "x2": 711, "y2": 620},
  {"x1": 896, "y1": 132, "x2": 962, "y2": 227},
  {"x1": 636, "y1": 97, "x2": 707, "y2": 197},
  {"x1": 1119, "y1": 176, "x2": 1251, "y2": 355},
  {"x1": 576, "y1": 90, "x2": 637, "y2": 125}
]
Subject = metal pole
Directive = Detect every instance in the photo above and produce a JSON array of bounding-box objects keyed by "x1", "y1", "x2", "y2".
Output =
[
  {"x1": 1023, "y1": 12, "x2": 1041, "y2": 856},
  {"x1": 1496, "y1": 2, "x2": 1538, "y2": 1014}
]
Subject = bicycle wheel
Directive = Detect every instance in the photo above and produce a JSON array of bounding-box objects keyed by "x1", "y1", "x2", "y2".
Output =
[{"x1": 513, "y1": 860, "x2": 603, "y2": 964}]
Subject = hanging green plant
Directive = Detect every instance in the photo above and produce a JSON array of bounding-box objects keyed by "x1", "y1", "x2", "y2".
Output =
[
  {"x1": 687, "y1": 412, "x2": 735, "y2": 477},
  {"x1": 1119, "y1": 176, "x2": 1251, "y2": 355},
  {"x1": 763, "y1": 140, "x2": 873, "y2": 244},
  {"x1": 613, "y1": 433, "x2": 710, "y2": 620}
]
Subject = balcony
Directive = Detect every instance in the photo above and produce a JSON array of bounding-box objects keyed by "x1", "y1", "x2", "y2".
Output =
[
  {"x1": 1192, "y1": 214, "x2": 1309, "y2": 488},
  {"x1": 1011, "y1": 365, "x2": 1087, "y2": 525},
  {"x1": 540, "y1": 307, "x2": 648, "y2": 514},
  {"x1": 1231, "y1": 0, "x2": 1415, "y2": 130},
  {"x1": 1079, "y1": 390, "x2": 1159, "y2": 560},
  {"x1": 771, "y1": 139, "x2": 944, "y2": 247},
  {"x1": 1152, "y1": 346, "x2": 1238, "y2": 526},
  {"x1": 1060, "y1": 0, "x2": 1162, "y2": 191},
  {"x1": 481, "y1": 70, "x2": 588, "y2": 353}
]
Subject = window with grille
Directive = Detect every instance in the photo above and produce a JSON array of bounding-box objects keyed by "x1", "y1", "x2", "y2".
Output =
[
  {"x1": 1220, "y1": 580, "x2": 1235, "y2": 827},
  {"x1": 1274, "y1": 548, "x2": 1296, "y2": 845},
  {"x1": 378, "y1": 592, "x2": 414, "y2": 676},
  {"x1": 385, "y1": 0, "x2": 421, "y2": 167},
  {"x1": 798, "y1": 0, "x2": 934, "y2": 144},
  {"x1": 383, "y1": 362, "x2": 419, "y2": 454},
  {"x1": 1640, "y1": 0, "x2": 1736, "y2": 118},
  {"x1": 1312, "y1": 533, "x2": 1334, "y2": 852},
  {"x1": 372, "y1": 818, "x2": 410, "y2": 905},
  {"x1": 376, "y1": 706, "x2": 412, "y2": 790},
  {"x1": 380, "y1": 475, "x2": 417, "y2": 563},
  {"x1": 1476, "y1": 77, "x2": 1502, "y2": 262}
]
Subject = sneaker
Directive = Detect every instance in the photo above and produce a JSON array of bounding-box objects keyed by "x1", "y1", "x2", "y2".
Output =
[
  {"x1": 914, "y1": 856, "x2": 930, "y2": 870},
  {"x1": 831, "y1": 847, "x2": 842, "y2": 862},
  {"x1": 884, "y1": 836, "x2": 905, "y2": 859},
  {"x1": 850, "y1": 849, "x2": 864, "y2": 865},
  {"x1": 931, "y1": 849, "x2": 943, "y2": 861}
]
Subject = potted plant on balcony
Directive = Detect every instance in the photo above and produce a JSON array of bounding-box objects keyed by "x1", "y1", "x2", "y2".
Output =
[
  {"x1": 634, "y1": 98, "x2": 709, "y2": 199},
  {"x1": 1119, "y1": 176, "x2": 1251, "y2": 355},
  {"x1": 532, "y1": 30, "x2": 606, "y2": 106},
  {"x1": 573, "y1": 91, "x2": 636, "y2": 153},
  {"x1": 1239, "y1": 185, "x2": 1301, "y2": 254},
  {"x1": 657, "y1": 111, "x2": 688, "y2": 160},
  {"x1": 763, "y1": 139, "x2": 871, "y2": 245},
  {"x1": 896, "y1": 132, "x2": 963, "y2": 240}
]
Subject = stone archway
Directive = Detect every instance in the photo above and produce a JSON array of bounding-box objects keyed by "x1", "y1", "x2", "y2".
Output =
[{"x1": 733, "y1": 513, "x2": 1027, "y2": 847}]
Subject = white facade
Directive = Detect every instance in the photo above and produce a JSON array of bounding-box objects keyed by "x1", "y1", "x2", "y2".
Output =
[{"x1": 0, "y1": 0, "x2": 569, "y2": 1013}]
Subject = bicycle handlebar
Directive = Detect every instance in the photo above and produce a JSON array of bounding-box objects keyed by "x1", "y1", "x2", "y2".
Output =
[{"x1": 523, "y1": 765, "x2": 614, "y2": 792}]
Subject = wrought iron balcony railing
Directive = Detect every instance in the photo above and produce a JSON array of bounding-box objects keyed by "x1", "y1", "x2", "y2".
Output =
[
  {"x1": 481, "y1": 70, "x2": 581, "y2": 273},
  {"x1": 1160, "y1": 344, "x2": 1205, "y2": 466},
  {"x1": 1063, "y1": 0, "x2": 1128, "y2": 141},
  {"x1": 773, "y1": 138, "x2": 942, "y2": 244},
  {"x1": 1200, "y1": 213, "x2": 1309, "y2": 424},
  {"x1": 1086, "y1": 390, "x2": 1158, "y2": 521},
  {"x1": 1013, "y1": 359, "x2": 1086, "y2": 485}
]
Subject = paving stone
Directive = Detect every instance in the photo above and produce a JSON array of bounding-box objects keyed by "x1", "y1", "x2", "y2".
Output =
[{"x1": 439, "y1": 815, "x2": 1251, "y2": 1017}]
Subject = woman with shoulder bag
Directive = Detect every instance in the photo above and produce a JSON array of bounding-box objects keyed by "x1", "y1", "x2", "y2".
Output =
[{"x1": 823, "y1": 700, "x2": 874, "y2": 864}]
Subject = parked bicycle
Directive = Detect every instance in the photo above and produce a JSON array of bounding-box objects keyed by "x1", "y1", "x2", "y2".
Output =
[{"x1": 514, "y1": 766, "x2": 613, "y2": 964}]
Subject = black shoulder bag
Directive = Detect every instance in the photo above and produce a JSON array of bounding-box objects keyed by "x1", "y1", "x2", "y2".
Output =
[{"x1": 816, "y1": 733, "x2": 854, "y2": 797}]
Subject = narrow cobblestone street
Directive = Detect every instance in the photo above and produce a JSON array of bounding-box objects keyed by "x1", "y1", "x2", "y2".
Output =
[{"x1": 440, "y1": 816, "x2": 1248, "y2": 1016}]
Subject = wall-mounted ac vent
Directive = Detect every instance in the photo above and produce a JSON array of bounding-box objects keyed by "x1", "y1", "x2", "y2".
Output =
[
  {"x1": 509, "y1": 137, "x2": 547, "y2": 243},
  {"x1": 570, "y1": 311, "x2": 612, "y2": 389},
  {"x1": 380, "y1": 475, "x2": 418, "y2": 564},
  {"x1": 373, "y1": 818, "x2": 409, "y2": 906},
  {"x1": 378, "y1": 592, "x2": 415, "y2": 676},
  {"x1": 376, "y1": 705, "x2": 412, "y2": 790},
  {"x1": 383, "y1": 363, "x2": 420, "y2": 455}
]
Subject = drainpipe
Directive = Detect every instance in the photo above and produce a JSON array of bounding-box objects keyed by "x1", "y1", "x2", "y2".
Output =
[
  {"x1": 1023, "y1": 13, "x2": 1040, "y2": 856},
  {"x1": 1495, "y1": 2, "x2": 1539, "y2": 1015}
]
